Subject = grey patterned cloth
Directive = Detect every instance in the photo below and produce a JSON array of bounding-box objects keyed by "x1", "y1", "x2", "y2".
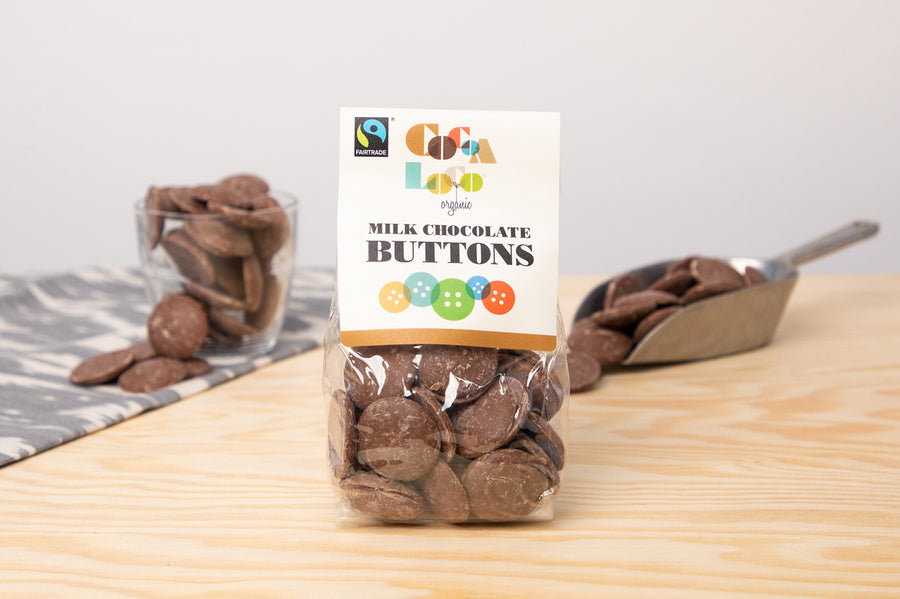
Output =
[{"x1": 0, "y1": 266, "x2": 334, "y2": 467}]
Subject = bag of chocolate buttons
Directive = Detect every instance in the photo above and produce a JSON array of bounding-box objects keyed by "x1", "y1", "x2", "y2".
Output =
[{"x1": 326, "y1": 108, "x2": 564, "y2": 524}]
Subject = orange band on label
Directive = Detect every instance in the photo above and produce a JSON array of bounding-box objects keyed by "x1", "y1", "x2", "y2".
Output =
[{"x1": 340, "y1": 329, "x2": 557, "y2": 352}]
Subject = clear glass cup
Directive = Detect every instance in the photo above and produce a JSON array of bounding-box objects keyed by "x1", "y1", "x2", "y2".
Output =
[{"x1": 134, "y1": 190, "x2": 298, "y2": 363}]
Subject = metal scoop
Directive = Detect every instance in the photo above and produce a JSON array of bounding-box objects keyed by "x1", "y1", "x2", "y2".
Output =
[{"x1": 573, "y1": 220, "x2": 880, "y2": 365}]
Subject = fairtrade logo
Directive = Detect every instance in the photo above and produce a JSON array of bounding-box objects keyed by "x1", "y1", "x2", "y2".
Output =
[
  {"x1": 354, "y1": 117, "x2": 389, "y2": 157},
  {"x1": 378, "y1": 272, "x2": 515, "y2": 321}
]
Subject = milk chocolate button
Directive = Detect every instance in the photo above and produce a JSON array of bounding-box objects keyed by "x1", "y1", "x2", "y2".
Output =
[
  {"x1": 246, "y1": 275, "x2": 281, "y2": 330},
  {"x1": 219, "y1": 173, "x2": 269, "y2": 198},
  {"x1": 339, "y1": 471, "x2": 425, "y2": 522},
  {"x1": 182, "y1": 279, "x2": 245, "y2": 311},
  {"x1": 207, "y1": 201, "x2": 271, "y2": 230},
  {"x1": 118, "y1": 357, "x2": 187, "y2": 393},
  {"x1": 184, "y1": 218, "x2": 254, "y2": 258},
  {"x1": 744, "y1": 266, "x2": 769, "y2": 286},
  {"x1": 592, "y1": 289, "x2": 680, "y2": 329},
  {"x1": 409, "y1": 386, "x2": 456, "y2": 461},
  {"x1": 590, "y1": 295, "x2": 659, "y2": 329},
  {"x1": 344, "y1": 346, "x2": 418, "y2": 410},
  {"x1": 419, "y1": 458, "x2": 470, "y2": 523},
  {"x1": 666, "y1": 255, "x2": 698, "y2": 274},
  {"x1": 250, "y1": 195, "x2": 290, "y2": 261},
  {"x1": 649, "y1": 270, "x2": 695, "y2": 296},
  {"x1": 497, "y1": 349, "x2": 541, "y2": 370},
  {"x1": 567, "y1": 319, "x2": 633, "y2": 364},
  {"x1": 181, "y1": 357, "x2": 212, "y2": 378},
  {"x1": 462, "y1": 448, "x2": 553, "y2": 522},
  {"x1": 604, "y1": 273, "x2": 644, "y2": 309},
  {"x1": 690, "y1": 257, "x2": 745, "y2": 288},
  {"x1": 633, "y1": 306, "x2": 681, "y2": 343},
  {"x1": 508, "y1": 433, "x2": 561, "y2": 487},
  {"x1": 210, "y1": 255, "x2": 245, "y2": 300},
  {"x1": 357, "y1": 396, "x2": 440, "y2": 481},
  {"x1": 501, "y1": 353, "x2": 562, "y2": 420},
  {"x1": 418, "y1": 345, "x2": 498, "y2": 402},
  {"x1": 566, "y1": 350, "x2": 601, "y2": 392},
  {"x1": 160, "y1": 228, "x2": 215, "y2": 286},
  {"x1": 501, "y1": 352, "x2": 537, "y2": 386},
  {"x1": 525, "y1": 412, "x2": 565, "y2": 471},
  {"x1": 70, "y1": 349, "x2": 135, "y2": 386},
  {"x1": 328, "y1": 389, "x2": 358, "y2": 479},
  {"x1": 446, "y1": 455, "x2": 472, "y2": 481},
  {"x1": 613, "y1": 289, "x2": 681, "y2": 310},
  {"x1": 190, "y1": 184, "x2": 252, "y2": 209},
  {"x1": 242, "y1": 255, "x2": 264, "y2": 313},
  {"x1": 127, "y1": 340, "x2": 157, "y2": 362},
  {"x1": 147, "y1": 293, "x2": 208, "y2": 359},
  {"x1": 164, "y1": 186, "x2": 206, "y2": 214},
  {"x1": 536, "y1": 365, "x2": 565, "y2": 420},
  {"x1": 207, "y1": 326, "x2": 241, "y2": 347},
  {"x1": 144, "y1": 186, "x2": 169, "y2": 249},
  {"x1": 451, "y1": 376, "x2": 529, "y2": 459},
  {"x1": 681, "y1": 278, "x2": 745, "y2": 304},
  {"x1": 209, "y1": 308, "x2": 257, "y2": 339},
  {"x1": 155, "y1": 185, "x2": 179, "y2": 212}
]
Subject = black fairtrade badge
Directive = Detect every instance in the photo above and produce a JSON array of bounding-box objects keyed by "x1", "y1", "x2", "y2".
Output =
[{"x1": 354, "y1": 117, "x2": 389, "y2": 157}]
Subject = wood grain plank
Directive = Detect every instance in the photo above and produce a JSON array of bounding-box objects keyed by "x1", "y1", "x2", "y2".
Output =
[{"x1": 1, "y1": 275, "x2": 899, "y2": 598}]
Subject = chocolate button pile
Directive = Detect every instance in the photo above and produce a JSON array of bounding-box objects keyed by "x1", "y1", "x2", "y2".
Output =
[
  {"x1": 566, "y1": 256, "x2": 769, "y2": 389},
  {"x1": 70, "y1": 173, "x2": 291, "y2": 394},
  {"x1": 147, "y1": 293, "x2": 208, "y2": 359},
  {"x1": 330, "y1": 344, "x2": 566, "y2": 523},
  {"x1": 69, "y1": 310, "x2": 212, "y2": 393},
  {"x1": 144, "y1": 174, "x2": 291, "y2": 347}
]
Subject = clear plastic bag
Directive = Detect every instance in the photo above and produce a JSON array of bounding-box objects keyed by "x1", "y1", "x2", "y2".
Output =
[{"x1": 324, "y1": 304, "x2": 569, "y2": 524}]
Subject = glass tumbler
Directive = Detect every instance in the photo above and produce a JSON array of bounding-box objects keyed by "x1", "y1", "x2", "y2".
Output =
[{"x1": 135, "y1": 188, "x2": 298, "y2": 363}]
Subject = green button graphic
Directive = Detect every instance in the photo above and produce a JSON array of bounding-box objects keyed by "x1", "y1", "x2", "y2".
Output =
[{"x1": 431, "y1": 278, "x2": 476, "y2": 321}]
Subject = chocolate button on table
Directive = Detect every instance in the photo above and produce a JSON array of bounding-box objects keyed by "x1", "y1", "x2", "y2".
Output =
[{"x1": 2, "y1": 274, "x2": 899, "y2": 597}]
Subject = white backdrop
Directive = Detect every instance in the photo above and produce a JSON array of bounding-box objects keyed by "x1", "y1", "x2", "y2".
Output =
[{"x1": 1, "y1": 0, "x2": 897, "y2": 276}]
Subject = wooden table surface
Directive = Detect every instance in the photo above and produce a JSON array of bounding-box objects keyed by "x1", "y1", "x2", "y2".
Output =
[{"x1": 2, "y1": 274, "x2": 899, "y2": 598}]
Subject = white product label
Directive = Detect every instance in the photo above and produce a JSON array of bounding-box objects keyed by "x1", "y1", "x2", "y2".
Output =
[{"x1": 337, "y1": 107, "x2": 559, "y2": 351}]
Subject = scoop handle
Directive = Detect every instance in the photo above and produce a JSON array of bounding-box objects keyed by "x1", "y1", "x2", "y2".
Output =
[{"x1": 776, "y1": 220, "x2": 880, "y2": 266}]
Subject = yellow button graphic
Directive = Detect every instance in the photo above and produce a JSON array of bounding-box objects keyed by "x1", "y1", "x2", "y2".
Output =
[{"x1": 379, "y1": 281, "x2": 410, "y2": 313}]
